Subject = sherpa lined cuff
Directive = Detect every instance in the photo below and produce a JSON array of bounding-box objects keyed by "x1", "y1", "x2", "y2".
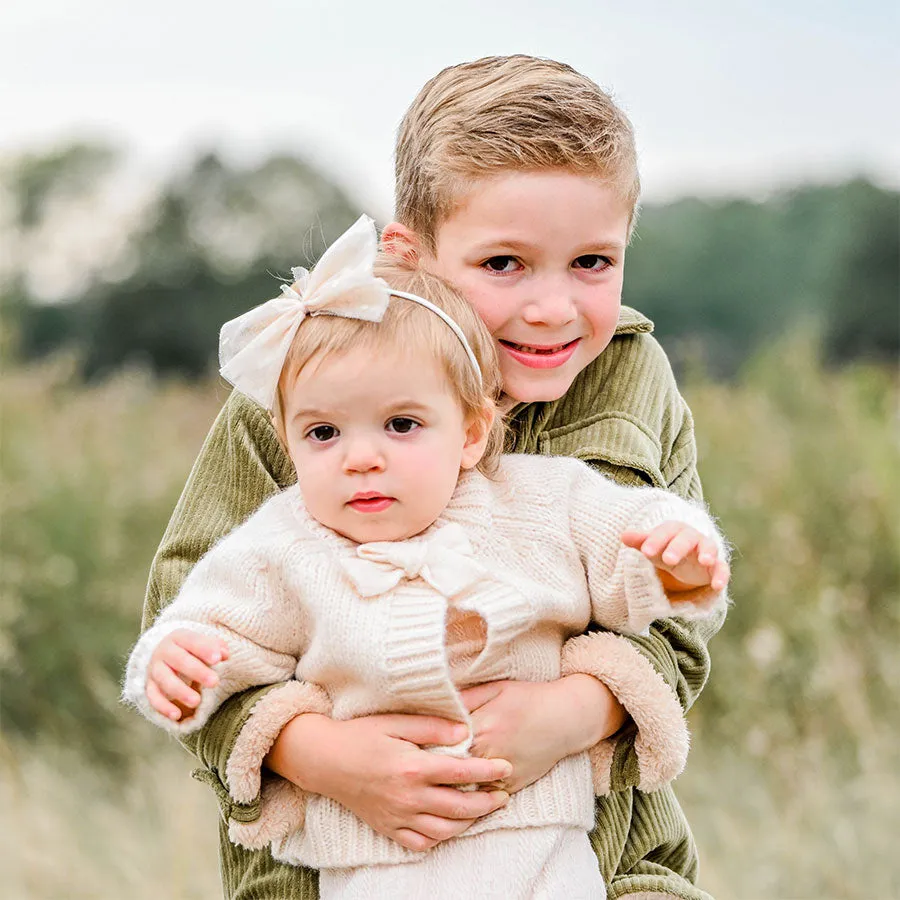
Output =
[
  {"x1": 609, "y1": 875, "x2": 716, "y2": 900},
  {"x1": 562, "y1": 631, "x2": 689, "y2": 795},
  {"x1": 223, "y1": 680, "x2": 331, "y2": 848},
  {"x1": 613, "y1": 893, "x2": 713, "y2": 900}
]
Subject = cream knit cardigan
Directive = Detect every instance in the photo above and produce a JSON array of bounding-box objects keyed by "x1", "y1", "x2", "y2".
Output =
[{"x1": 125, "y1": 454, "x2": 726, "y2": 870}]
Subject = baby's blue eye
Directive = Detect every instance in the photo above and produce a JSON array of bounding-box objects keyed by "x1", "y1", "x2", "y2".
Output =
[
  {"x1": 387, "y1": 417, "x2": 420, "y2": 434},
  {"x1": 483, "y1": 256, "x2": 520, "y2": 273},
  {"x1": 573, "y1": 254, "x2": 612, "y2": 271},
  {"x1": 307, "y1": 424, "x2": 338, "y2": 442}
]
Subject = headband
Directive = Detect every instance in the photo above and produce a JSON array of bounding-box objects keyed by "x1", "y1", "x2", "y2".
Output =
[{"x1": 218, "y1": 215, "x2": 482, "y2": 411}]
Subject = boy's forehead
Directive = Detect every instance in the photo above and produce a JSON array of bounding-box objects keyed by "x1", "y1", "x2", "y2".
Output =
[{"x1": 431, "y1": 170, "x2": 633, "y2": 252}]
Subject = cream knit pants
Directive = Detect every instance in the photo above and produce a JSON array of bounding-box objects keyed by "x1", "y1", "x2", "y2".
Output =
[{"x1": 319, "y1": 825, "x2": 605, "y2": 899}]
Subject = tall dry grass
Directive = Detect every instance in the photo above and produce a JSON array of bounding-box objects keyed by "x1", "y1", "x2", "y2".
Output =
[{"x1": 1, "y1": 341, "x2": 897, "y2": 899}]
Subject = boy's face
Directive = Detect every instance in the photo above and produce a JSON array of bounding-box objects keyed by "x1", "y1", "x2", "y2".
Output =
[{"x1": 423, "y1": 171, "x2": 631, "y2": 404}]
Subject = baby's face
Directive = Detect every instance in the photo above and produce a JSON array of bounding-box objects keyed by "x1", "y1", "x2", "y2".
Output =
[
  {"x1": 282, "y1": 346, "x2": 484, "y2": 544},
  {"x1": 425, "y1": 170, "x2": 631, "y2": 404}
]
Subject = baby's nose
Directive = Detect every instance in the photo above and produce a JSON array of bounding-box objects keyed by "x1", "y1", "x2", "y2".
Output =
[{"x1": 342, "y1": 437, "x2": 386, "y2": 472}]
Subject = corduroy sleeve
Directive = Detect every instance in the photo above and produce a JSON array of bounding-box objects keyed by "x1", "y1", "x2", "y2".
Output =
[
  {"x1": 560, "y1": 457, "x2": 728, "y2": 795},
  {"x1": 563, "y1": 392, "x2": 727, "y2": 795},
  {"x1": 141, "y1": 389, "x2": 299, "y2": 816}
]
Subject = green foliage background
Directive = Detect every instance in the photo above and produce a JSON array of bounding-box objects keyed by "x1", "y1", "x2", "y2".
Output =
[{"x1": 1, "y1": 144, "x2": 898, "y2": 899}]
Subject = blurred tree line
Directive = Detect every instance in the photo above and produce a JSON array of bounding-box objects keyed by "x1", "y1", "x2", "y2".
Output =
[
  {"x1": 1, "y1": 142, "x2": 897, "y2": 378},
  {"x1": 2, "y1": 144, "x2": 897, "y2": 897},
  {"x1": 1, "y1": 143, "x2": 362, "y2": 379},
  {"x1": 0, "y1": 142, "x2": 898, "y2": 767},
  {"x1": 625, "y1": 179, "x2": 899, "y2": 373}
]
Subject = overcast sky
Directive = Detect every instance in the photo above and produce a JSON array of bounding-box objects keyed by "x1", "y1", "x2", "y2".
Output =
[{"x1": 2, "y1": 0, "x2": 898, "y2": 216}]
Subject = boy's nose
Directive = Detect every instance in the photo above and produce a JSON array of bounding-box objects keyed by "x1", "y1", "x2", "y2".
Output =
[{"x1": 521, "y1": 287, "x2": 578, "y2": 327}]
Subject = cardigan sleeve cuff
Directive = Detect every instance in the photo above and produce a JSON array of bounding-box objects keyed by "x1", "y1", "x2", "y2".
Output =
[
  {"x1": 621, "y1": 547, "x2": 728, "y2": 635},
  {"x1": 620, "y1": 498, "x2": 730, "y2": 634},
  {"x1": 223, "y1": 679, "x2": 332, "y2": 848},
  {"x1": 561, "y1": 631, "x2": 689, "y2": 794},
  {"x1": 122, "y1": 620, "x2": 229, "y2": 735}
]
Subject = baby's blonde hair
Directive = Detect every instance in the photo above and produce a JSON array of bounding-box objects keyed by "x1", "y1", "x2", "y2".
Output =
[
  {"x1": 395, "y1": 54, "x2": 641, "y2": 251},
  {"x1": 274, "y1": 255, "x2": 505, "y2": 476}
]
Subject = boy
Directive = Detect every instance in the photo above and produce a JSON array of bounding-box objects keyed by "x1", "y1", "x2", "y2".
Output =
[{"x1": 144, "y1": 56, "x2": 723, "y2": 900}]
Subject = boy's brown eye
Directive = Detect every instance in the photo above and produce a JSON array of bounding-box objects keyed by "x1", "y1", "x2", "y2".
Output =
[
  {"x1": 484, "y1": 256, "x2": 519, "y2": 273},
  {"x1": 573, "y1": 254, "x2": 611, "y2": 271}
]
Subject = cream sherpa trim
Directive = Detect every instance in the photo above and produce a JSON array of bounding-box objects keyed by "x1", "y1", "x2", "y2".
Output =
[
  {"x1": 228, "y1": 775, "x2": 309, "y2": 850},
  {"x1": 562, "y1": 632, "x2": 689, "y2": 793},
  {"x1": 586, "y1": 733, "x2": 617, "y2": 795},
  {"x1": 225, "y1": 679, "x2": 332, "y2": 804}
]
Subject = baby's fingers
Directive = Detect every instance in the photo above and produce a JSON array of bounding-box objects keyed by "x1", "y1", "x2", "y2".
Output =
[
  {"x1": 629, "y1": 522, "x2": 682, "y2": 558},
  {"x1": 696, "y1": 535, "x2": 720, "y2": 567},
  {"x1": 146, "y1": 677, "x2": 185, "y2": 721},
  {"x1": 163, "y1": 644, "x2": 220, "y2": 689},
  {"x1": 711, "y1": 558, "x2": 731, "y2": 592},
  {"x1": 659, "y1": 527, "x2": 701, "y2": 566},
  {"x1": 173, "y1": 629, "x2": 229, "y2": 666},
  {"x1": 621, "y1": 530, "x2": 649, "y2": 550},
  {"x1": 150, "y1": 659, "x2": 203, "y2": 709}
]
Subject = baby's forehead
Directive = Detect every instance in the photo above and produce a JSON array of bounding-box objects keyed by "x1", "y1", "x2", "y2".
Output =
[{"x1": 287, "y1": 343, "x2": 458, "y2": 409}]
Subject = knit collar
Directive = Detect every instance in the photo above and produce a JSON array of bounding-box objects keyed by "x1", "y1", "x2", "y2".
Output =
[{"x1": 284, "y1": 468, "x2": 495, "y2": 558}]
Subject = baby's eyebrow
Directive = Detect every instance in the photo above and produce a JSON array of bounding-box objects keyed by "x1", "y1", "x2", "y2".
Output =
[
  {"x1": 290, "y1": 407, "x2": 334, "y2": 421},
  {"x1": 383, "y1": 401, "x2": 434, "y2": 415}
]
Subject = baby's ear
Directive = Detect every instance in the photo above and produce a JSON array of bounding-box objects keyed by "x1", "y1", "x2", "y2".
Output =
[
  {"x1": 460, "y1": 404, "x2": 495, "y2": 470},
  {"x1": 380, "y1": 222, "x2": 421, "y2": 263}
]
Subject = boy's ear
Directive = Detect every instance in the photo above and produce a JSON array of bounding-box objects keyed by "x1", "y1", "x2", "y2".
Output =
[
  {"x1": 380, "y1": 222, "x2": 421, "y2": 263},
  {"x1": 460, "y1": 404, "x2": 495, "y2": 470}
]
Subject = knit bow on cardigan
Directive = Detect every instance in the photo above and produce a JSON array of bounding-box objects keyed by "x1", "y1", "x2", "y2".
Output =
[{"x1": 339, "y1": 524, "x2": 485, "y2": 598}]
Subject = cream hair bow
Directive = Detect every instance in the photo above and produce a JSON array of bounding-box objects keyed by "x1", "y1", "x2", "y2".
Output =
[
  {"x1": 219, "y1": 215, "x2": 390, "y2": 410},
  {"x1": 340, "y1": 523, "x2": 486, "y2": 599}
]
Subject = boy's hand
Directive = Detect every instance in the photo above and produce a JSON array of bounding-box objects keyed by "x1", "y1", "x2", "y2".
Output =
[
  {"x1": 621, "y1": 522, "x2": 730, "y2": 594},
  {"x1": 266, "y1": 713, "x2": 511, "y2": 852},
  {"x1": 146, "y1": 629, "x2": 229, "y2": 722},
  {"x1": 461, "y1": 676, "x2": 626, "y2": 794}
]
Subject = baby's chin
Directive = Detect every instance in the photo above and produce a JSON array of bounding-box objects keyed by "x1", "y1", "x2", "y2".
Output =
[{"x1": 331, "y1": 517, "x2": 438, "y2": 545}]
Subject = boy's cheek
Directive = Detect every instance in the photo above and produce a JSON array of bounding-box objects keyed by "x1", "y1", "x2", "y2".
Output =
[{"x1": 452, "y1": 283, "x2": 506, "y2": 334}]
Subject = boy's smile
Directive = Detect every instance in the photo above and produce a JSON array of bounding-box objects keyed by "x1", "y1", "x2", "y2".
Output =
[
  {"x1": 499, "y1": 338, "x2": 581, "y2": 369},
  {"x1": 419, "y1": 170, "x2": 632, "y2": 404}
]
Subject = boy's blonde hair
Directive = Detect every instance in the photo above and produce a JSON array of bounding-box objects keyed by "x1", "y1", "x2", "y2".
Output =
[
  {"x1": 274, "y1": 255, "x2": 505, "y2": 476},
  {"x1": 395, "y1": 54, "x2": 641, "y2": 251}
]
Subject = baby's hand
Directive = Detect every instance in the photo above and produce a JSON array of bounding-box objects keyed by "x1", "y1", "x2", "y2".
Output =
[
  {"x1": 146, "y1": 629, "x2": 229, "y2": 722},
  {"x1": 621, "y1": 522, "x2": 730, "y2": 594}
]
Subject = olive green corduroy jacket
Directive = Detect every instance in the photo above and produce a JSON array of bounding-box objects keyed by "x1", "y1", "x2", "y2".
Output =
[{"x1": 142, "y1": 307, "x2": 723, "y2": 900}]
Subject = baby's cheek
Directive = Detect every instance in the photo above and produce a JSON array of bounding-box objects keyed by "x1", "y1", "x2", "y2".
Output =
[
  {"x1": 297, "y1": 466, "x2": 336, "y2": 523},
  {"x1": 403, "y1": 448, "x2": 458, "y2": 518}
]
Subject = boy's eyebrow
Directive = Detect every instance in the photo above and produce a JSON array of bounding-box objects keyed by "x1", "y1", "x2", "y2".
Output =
[{"x1": 469, "y1": 236, "x2": 627, "y2": 255}]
